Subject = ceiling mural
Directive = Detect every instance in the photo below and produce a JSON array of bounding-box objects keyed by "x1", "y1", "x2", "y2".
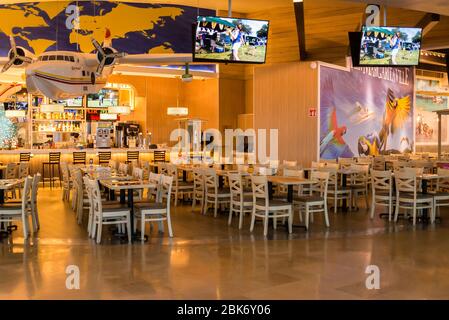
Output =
[{"x1": 0, "y1": 1, "x2": 214, "y2": 56}]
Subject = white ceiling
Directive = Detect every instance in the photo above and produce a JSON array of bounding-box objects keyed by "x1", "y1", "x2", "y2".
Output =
[{"x1": 346, "y1": 0, "x2": 449, "y2": 16}]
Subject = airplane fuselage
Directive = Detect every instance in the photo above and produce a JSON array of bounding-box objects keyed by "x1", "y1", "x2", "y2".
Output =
[{"x1": 25, "y1": 51, "x2": 111, "y2": 100}]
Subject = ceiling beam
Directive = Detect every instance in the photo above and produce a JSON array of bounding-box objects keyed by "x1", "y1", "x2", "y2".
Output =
[
  {"x1": 293, "y1": 0, "x2": 307, "y2": 60},
  {"x1": 416, "y1": 13, "x2": 440, "y2": 37}
]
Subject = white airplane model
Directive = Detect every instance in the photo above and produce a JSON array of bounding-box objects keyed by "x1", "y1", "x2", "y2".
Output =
[{"x1": 0, "y1": 36, "x2": 192, "y2": 100}]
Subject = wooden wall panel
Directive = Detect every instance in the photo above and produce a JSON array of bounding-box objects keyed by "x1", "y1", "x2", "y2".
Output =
[
  {"x1": 108, "y1": 75, "x2": 219, "y2": 145},
  {"x1": 254, "y1": 62, "x2": 318, "y2": 166},
  {"x1": 219, "y1": 78, "x2": 246, "y2": 133}
]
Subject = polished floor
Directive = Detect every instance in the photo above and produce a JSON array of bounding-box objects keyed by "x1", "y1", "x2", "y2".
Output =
[{"x1": 1, "y1": 188, "x2": 449, "y2": 300}]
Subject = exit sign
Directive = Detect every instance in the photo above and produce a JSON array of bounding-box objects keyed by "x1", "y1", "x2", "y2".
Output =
[{"x1": 308, "y1": 108, "x2": 317, "y2": 117}]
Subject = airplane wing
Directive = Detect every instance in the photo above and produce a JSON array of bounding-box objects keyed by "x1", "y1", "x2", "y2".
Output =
[{"x1": 118, "y1": 54, "x2": 192, "y2": 65}]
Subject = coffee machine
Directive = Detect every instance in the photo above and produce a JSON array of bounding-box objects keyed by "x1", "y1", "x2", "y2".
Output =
[
  {"x1": 96, "y1": 122, "x2": 114, "y2": 148},
  {"x1": 115, "y1": 122, "x2": 140, "y2": 148}
]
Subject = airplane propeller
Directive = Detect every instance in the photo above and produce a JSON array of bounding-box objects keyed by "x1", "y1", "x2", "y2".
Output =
[
  {"x1": 91, "y1": 38, "x2": 126, "y2": 77},
  {"x1": 2, "y1": 36, "x2": 33, "y2": 73}
]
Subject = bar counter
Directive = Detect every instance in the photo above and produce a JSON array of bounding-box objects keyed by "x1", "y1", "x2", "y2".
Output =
[{"x1": 0, "y1": 148, "x2": 169, "y2": 174}]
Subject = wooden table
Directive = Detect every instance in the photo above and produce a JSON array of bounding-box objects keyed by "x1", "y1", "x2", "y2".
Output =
[
  {"x1": 267, "y1": 176, "x2": 316, "y2": 203},
  {"x1": 99, "y1": 179, "x2": 157, "y2": 242},
  {"x1": 0, "y1": 179, "x2": 23, "y2": 204}
]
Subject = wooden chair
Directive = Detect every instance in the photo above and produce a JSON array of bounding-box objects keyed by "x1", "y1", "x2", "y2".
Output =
[
  {"x1": 98, "y1": 152, "x2": 112, "y2": 165},
  {"x1": 349, "y1": 164, "x2": 370, "y2": 210},
  {"x1": 73, "y1": 152, "x2": 87, "y2": 165},
  {"x1": 19, "y1": 152, "x2": 31, "y2": 163},
  {"x1": 293, "y1": 171, "x2": 330, "y2": 230},
  {"x1": 42, "y1": 152, "x2": 61, "y2": 189},
  {"x1": 394, "y1": 170, "x2": 433, "y2": 225},
  {"x1": 370, "y1": 170, "x2": 395, "y2": 221},
  {"x1": 60, "y1": 162, "x2": 71, "y2": 201},
  {"x1": 126, "y1": 151, "x2": 140, "y2": 164},
  {"x1": 134, "y1": 175, "x2": 174, "y2": 240},
  {"x1": 0, "y1": 176, "x2": 32, "y2": 239},
  {"x1": 192, "y1": 168, "x2": 205, "y2": 213},
  {"x1": 228, "y1": 173, "x2": 253, "y2": 229},
  {"x1": 88, "y1": 178, "x2": 131, "y2": 244},
  {"x1": 250, "y1": 175, "x2": 292, "y2": 236},
  {"x1": 431, "y1": 168, "x2": 449, "y2": 223},
  {"x1": 153, "y1": 150, "x2": 166, "y2": 163},
  {"x1": 203, "y1": 168, "x2": 230, "y2": 217},
  {"x1": 324, "y1": 169, "x2": 352, "y2": 213},
  {"x1": 166, "y1": 164, "x2": 194, "y2": 206}
]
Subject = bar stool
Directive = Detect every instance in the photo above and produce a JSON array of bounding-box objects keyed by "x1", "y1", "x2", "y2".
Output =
[
  {"x1": 126, "y1": 151, "x2": 139, "y2": 164},
  {"x1": 98, "y1": 152, "x2": 112, "y2": 165},
  {"x1": 153, "y1": 150, "x2": 166, "y2": 163},
  {"x1": 42, "y1": 152, "x2": 61, "y2": 189},
  {"x1": 73, "y1": 152, "x2": 87, "y2": 165},
  {"x1": 19, "y1": 153, "x2": 31, "y2": 163}
]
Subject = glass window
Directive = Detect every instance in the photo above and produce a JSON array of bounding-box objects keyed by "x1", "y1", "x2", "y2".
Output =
[
  {"x1": 42, "y1": 56, "x2": 49, "y2": 61},
  {"x1": 70, "y1": 56, "x2": 75, "y2": 62},
  {"x1": 64, "y1": 56, "x2": 70, "y2": 61},
  {"x1": 49, "y1": 55, "x2": 56, "y2": 61},
  {"x1": 57, "y1": 55, "x2": 63, "y2": 61}
]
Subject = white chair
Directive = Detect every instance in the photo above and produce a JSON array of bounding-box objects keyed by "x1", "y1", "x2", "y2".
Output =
[
  {"x1": 370, "y1": 170, "x2": 395, "y2": 221},
  {"x1": 108, "y1": 159, "x2": 118, "y2": 171},
  {"x1": 192, "y1": 168, "x2": 205, "y2": 212},
  {"x1": 5, "y1": 163, "x2": 18, "y2": 199},
  {"x1": 293, "y1": 171, "x2": 330, "y2": 230},
  {"x1": 349, "y1": 164, "x2": 370, "y2": 210},
  {"x1": 134, "y1": 175, "x2": 174, "y2": 240},
  {"x1": 203, "y1": 168, "x2": 231, "y2": 217},
  {"x1": 338, "y1": 158, "x2": 355, "y2": 169},
  {"x1": 88, "y1": 179, "x2": 131, "y2": 244},
  {"x1": 166, "y1": 164, "x2": 194, "y2": 206},
  {"x1": 118, "y1": 163, "x2": 129, "y2": 175},
  {"x1": 146, "y1": 172, "x2": 162, "y2": 201},
  {"x1": 394, "y1": 170, "x2": 433, "y2": 226},
  {"x1": 0, "y1": 176, "x2": 32, "y2": 239},
  {"x1": 61, "y1": 162, "x2": 72, "y2": 202},
  {"x1": 228, "y1": 173, "x2": 253, "y2": 229},
  {"x1": 431, "y1": 168, "x2": 449, "y2": 223},
  {"x1": 250, "y1": 175, "x2": 293, "y2": 236},
  {"x1": 324, "y1": 169, "x2": 352, "y2": 213}
]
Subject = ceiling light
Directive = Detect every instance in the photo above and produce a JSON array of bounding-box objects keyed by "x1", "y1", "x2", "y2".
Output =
[
  {"x1": 108, "y1": 106, "x2": 131, "y2": 115},
  {"x1": 167, "y1": 107, "x2": 188, "y2": 116}
]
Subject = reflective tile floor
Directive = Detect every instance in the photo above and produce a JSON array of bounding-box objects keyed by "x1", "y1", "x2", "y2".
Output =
[{"x1": 1, "y1": 188, "x2": 449, "y2": 299}]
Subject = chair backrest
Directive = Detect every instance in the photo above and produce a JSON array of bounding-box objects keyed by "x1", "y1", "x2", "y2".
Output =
[
  {"x1": 311, "y1": 161, "x2": 324, "y2": 169},
  {"x1": 372, "y1": 157, "x2": 386, "y2": 171},
  {"x1": 283, "y1": 168, "x2": 304, "y2": 178},
  {"x1": 371, "y1": 170, "x2": 393, "y2": 192},
  {"x1": 18, "y1": 162, "x2": 29, "y2": 179},
  {"x1": 83, "y1": 176, "x2": 93, "y2": 209},
  {"x1": 60, "y1": 162, "x2": 70, "y2": 182},
  {"x1": 251, "y1": 175, "x2": 268, "y2": 208},
  {"x1": 88, "y1": 179, "x2": 103, "y2": 220},
  {"x1": 159, "y1": 175, "x2": 174, "y2": 204},
  {"x1": 393, "y1": 161, "x2": 409, "y2": 171},
  {"x1": 73, "y1": 152, "x2": 86, "y2": 164},
  {"x1": 31, "y1": 173, "x2": 41, "y2": 204},
  {"x1": 141, "y1": 161, "x2": 150, "y2": 180},
  {"x1": 21, "y1": 176, "x2": 32, "y2": 213},
  {"x1": 19, "y1": 152, "x2": 31, "y2": 163},
  {"x1": 356, "y1": 157, "x2": 373, "y2": 165},
  {"x1": 49, "y1": 152, "x2": 61, "y2": 163},
  {"x1": 349, "y1": 164, "x2": 370, "y2": 185},
  {"x1": 108, "y1": 159, "x2": 118, "y2": 170},
  {"x1": 5, "y1": 163, "x2": 17, "y2": 179},
  {"x1": 192, "y1": 168, "x2": 205, "y2": 191},
  {"x1": 153, "y1": 150, "x2": 166, "y2": 163},
  {"x1": 165, "y1": 163, "x2": 178, "y2": 178},
  {"x1": 310, "y1": 170, "x2": 329, "y2": 198},
  {"x1": 323, "y1": 162, "x2": 339, "y2": 170},
  {"x1": 95, "y1": 166, "x2": 112, "y2": 179},
  {"x1": 394, "y1": 170, "x2": 417, "y2": 194},
  {"x1": 127, "y1": 151, "x2": 139, "y2": 162},
  {"x1": 118, "y1": 163, "x2": 128, "y2": 175},
  {"x1": 203, "y1": 168, "x2": 218, "y2": 192},
  {"x1": 158, "y1": 162, "x2": 168, "y2": 175},
  {"x1": 228, "y1": 173, "x2": 243, "y2": 200},
  {"x1": 132, "y1": 167, "x2": 144, "y2": 181},
  {"x1": 437, "y1": 168, "x2": 449, "y2": 191},
  {"x1": 98, "y1": 151, "x2": 112, "y2": 164},
  {"x1": 283, "y1": 160, "x2": 298, "y2": 167}
]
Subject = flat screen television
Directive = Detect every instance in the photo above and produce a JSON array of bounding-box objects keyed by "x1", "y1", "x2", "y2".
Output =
[
  {"x1": 52, "y1": 97, "x2": 83, "y2": 107},
  {"x1": 193, "y1": 16, "x2": 269, "y2": 64},
  {"x1": 87, "y1": 89, "x2": 119, "y2": 108},
  {"x1": 360, "y1": 26, "x2": 422, "y2": 66}
]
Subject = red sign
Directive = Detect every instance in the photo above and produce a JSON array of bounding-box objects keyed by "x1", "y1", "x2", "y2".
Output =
[{"x1": 308, "y1": 107, "x2": 317, "y2": 117}]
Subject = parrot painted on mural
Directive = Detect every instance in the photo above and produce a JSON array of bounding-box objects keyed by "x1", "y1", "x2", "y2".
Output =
[
  {"x1": 320, "y1": 107, "x2": 348, "y2": 155},
  {"x1": 379, "y1": 88, "x2": 411, "y2": 152}
]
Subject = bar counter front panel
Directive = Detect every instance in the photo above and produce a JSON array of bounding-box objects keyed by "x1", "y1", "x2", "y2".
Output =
[{"x1": 0, "y1": 149, "x2": 168, "y2": 174}]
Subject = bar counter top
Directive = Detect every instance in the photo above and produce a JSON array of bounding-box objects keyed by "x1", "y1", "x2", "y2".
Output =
[{"x1": 0, "y1": 148, "x2": 169, "y2": 154}]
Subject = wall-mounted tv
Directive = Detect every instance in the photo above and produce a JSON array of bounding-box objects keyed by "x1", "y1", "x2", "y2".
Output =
[
  {"x1": 360, "y1": 26, "x2": 422, "y2": 66},
  {"x1": 51, "y1": 97, "x2": 83, "y2": 107},
  {"x1": 87, "y1": 89, "x2": 119, "y2": 108},
  {"x1": 193, "y1": 16, "x2": 269, "y2": 64}
]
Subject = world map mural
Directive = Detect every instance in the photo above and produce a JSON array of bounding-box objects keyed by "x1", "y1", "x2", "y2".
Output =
[{"x1": 0, "y1": 1, "x2": 214, "y2": 56}]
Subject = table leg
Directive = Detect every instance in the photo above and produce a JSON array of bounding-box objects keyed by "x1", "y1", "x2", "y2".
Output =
[
  {"x1": 120, "y1": 190, "x2": 126, "y2": 204},
  {"x1": 268, "y1": 182, "x2": 274, "y2": 200},
  {"x1": 183, "y1": 170, "x2": 187, "y2": 182},
  {"x1": 287, "y1": 185, "x2": 294, "y2": 203},
  {"x1": 421, "y1": 180, "x2": 430, "y2": 223},
  {"x1": 219, "y1": 176, "x2": 224, "y2": 189},
  {"x1": 0, "y1": 189, "x2": 4, "y2": 204},
  {"x1": 342, "y1": 174, "x2": 348, "y2": 212}
]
